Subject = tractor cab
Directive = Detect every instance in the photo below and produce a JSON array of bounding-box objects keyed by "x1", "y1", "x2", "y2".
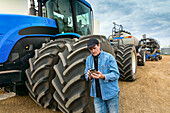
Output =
[{"x1": 31, "y1": 0, "x2": 93, "y2": 36}]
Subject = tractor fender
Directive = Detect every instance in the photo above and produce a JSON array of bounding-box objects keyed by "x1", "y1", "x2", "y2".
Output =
[{"x1": 0, "y1": 14, "x2": 57, "y2": 63}]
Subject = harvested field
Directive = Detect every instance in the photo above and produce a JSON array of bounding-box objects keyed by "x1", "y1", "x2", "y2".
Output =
[
  {"x1": 119, "y1": 55, "x2": 170, "y2": 113},
  {"x1": 0, "y1": 55, "x2": 170, "y2": 113}
]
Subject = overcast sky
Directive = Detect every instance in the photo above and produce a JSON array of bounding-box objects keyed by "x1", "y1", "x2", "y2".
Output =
[{"x1": 87, "y1": 0, "x2": 170, "y2": 48}]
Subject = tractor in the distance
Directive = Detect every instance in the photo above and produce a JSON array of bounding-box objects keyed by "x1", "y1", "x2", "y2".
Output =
[{"x1": 138, "y1": 34, "x2": 162, "y2": 61}]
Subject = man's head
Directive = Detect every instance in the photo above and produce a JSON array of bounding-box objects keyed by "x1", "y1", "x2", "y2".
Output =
[{"x1": 87, "y1": 38, "x2": 101, "y2": 56}]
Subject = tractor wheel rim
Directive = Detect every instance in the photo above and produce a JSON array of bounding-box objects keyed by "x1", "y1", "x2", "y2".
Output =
[
  {"x1": 132, "y1": 51, "x2": 136, "y2": 74},
  {"x1": 144, "y1": 52, "x2": 146, "y2": 63}
]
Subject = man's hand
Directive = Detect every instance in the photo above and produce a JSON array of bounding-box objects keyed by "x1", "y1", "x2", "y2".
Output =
[
  {"x1": 87, "y1": 70, "x2": 92, "y2": 80},
  {"x1": 91, "y1": 71, "x2": 105, "y2": 79}
]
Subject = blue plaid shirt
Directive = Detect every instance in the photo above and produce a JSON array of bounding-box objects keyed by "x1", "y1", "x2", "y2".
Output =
[{"x1": 84, "y1": 50, "x2": 120, "y2": 100}]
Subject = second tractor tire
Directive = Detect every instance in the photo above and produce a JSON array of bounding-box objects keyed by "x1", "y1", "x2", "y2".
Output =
[
  {"x1": 116, "y1": 44, "x2": 137, "y2": 81},
  {"x1": 25, "y1": 40, "x2": 68, "y2": 110}
]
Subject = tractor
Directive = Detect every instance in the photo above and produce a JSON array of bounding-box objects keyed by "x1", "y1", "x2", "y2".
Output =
[
  {"x1": 138, "y1": 35, "x2": 162, "y2": 61},
  {"x1": 108, "y1": 22, "x2": 145, "y2": 79},
  {"x1": 0, "y1": 0, "x2": 139, "y2": 112}
]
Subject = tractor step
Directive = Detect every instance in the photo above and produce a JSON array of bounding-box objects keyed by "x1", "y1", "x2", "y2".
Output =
[
  {"x1": 0, "y1": 70, "x2": 21, "y2": 85},
  {"x1": 0, "y1": 92, "x2": 16, "y2": 100}
]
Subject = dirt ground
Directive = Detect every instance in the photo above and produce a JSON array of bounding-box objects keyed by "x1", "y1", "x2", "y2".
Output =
[
  {"x1": 0, "y1": 55, "x2": 170, "y2": 113},
  {"x1": 119, "y1": 55, "x2": 170, "y2": 113}
]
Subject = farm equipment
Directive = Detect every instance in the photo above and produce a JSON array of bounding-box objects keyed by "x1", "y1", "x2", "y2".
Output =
[
  {"x1": 0, "y1": 0, "x2": 140, "y2": 112},
  {"x1": 138, "y1": 35, "x2": 162, "y2": 61},
  {"x1": 108, "y1": 22, "x2": 146, "y2": 80}
]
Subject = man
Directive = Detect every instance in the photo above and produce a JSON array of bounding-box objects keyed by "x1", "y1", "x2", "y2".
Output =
[{"x1": 84, "y1": 38, "x2": 120, "y2": 113}]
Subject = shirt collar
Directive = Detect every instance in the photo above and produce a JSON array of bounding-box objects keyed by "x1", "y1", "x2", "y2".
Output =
[{"x1": 98, "y1": 50, "x2": 103, "y2": 58}]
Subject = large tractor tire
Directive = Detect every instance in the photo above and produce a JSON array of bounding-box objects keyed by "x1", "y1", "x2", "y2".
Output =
[
  {"x1": 138, "y1": 50, "x2": 146, "y2": 66},
  {"x1": 52, "y1": 35, "x2": 115, "y2": 113},
  {"x1": 25, "y1": 40, "x2": 68, "y2": 110},
  {"x1": 116, "y1": 44, "x2": 137, "y2": 81}
]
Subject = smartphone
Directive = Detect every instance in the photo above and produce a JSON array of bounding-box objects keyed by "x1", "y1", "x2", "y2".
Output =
[{"x1": 90, "y1": 69, "x2": 97, "y2": 74}]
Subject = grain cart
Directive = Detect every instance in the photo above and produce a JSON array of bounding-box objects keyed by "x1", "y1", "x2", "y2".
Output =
[
  {"x1": 0, "y1": 0, "x2": 137, "y2": 112},
  {"x1": 108, "y1": 22, "x2": 145, "y2": 80},
  {"x1": 138, "y1": 35, "x2": 162, "y2": 61}
]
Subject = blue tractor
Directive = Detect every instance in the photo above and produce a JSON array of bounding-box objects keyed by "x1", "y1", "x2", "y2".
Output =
[
  {"x1": 0, "y1": 0, "x2": 116, "y2": 112},
  {"x1": 138, "y1": 36, "x2": 162, "y2": 61},
  {"x1": 0, "y1": 0, "x2": 138, "y2": 112}
]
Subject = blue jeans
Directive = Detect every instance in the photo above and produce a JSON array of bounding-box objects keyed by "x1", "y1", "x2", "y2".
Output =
[{"x1": 94, "y1": 93, "x2": 119, "y2": 113}]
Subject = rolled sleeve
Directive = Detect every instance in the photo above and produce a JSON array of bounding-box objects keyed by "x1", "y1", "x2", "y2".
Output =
[
  {"x1": 84, "y1": 56, "x2": 91, "y2": 81},
  {"x1": 84, "y1": 65, "x2": 89, "y2": 81},
  {"x1": 104, "y1": 73, "x2": 118, "y2": 82}
]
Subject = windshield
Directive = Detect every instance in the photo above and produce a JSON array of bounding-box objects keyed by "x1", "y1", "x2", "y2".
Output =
[
  {"x1": 74, "y1": 1, "x2": 92, "y2": 35},
  {"x1": 46, "y1": 0, "x2": 92, "y2": 36},
  {"x1": 46, "y1": 0, "x2": 74, "y2": 33}
]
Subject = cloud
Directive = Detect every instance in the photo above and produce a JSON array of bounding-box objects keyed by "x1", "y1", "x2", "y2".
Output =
[{"x1": 87, "y1": 0, "x2": 170, "y2": 48}]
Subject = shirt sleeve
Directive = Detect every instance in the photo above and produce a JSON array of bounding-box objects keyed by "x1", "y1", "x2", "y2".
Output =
[
  {"x1": 104, "y1": 55, "x2": 120, "y2": 81},
  {"x1": 84, "y1": 56, "x2": 90, "y2": 81}
]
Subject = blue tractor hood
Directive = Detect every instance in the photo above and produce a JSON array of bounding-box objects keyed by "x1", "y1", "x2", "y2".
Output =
[
  {"x1": 0, "y1": 14, "x2": 57, "y2": 63},
  {"x1": 0, "y1": 14, "x2": 57, "y2": 37}
]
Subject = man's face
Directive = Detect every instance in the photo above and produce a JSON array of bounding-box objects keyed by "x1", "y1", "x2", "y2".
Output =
[{"x1": 89, "y1": 44, "x2": 101, "y2": 56}]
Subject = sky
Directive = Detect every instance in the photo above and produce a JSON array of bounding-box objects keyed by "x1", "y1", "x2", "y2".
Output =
[{"x1": 86, "y1": 0, "x2": 170, "y2": 48}]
